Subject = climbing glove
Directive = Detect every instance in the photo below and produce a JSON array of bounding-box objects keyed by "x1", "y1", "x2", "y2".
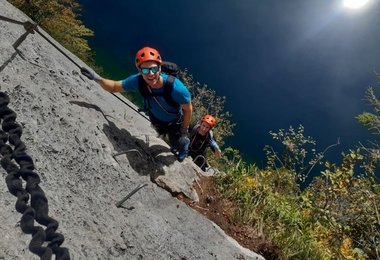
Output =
[
  {"x1": 177, "y1": 127, "x2": 190, "y2": 162},
  {"x1": 180, "y1": 127, "x2": 189, "y2": 138},
  {"x1": 81, "y1": 67, "x2": 101, "y2": 81},
  {"x1": 177, "y1": 137, "x2": 189, "y2": 162}
]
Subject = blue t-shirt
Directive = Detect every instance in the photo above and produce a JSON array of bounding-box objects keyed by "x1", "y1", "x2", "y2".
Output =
[{"x1": 121, "y1": 73, "x2": 191, "y2": 122}]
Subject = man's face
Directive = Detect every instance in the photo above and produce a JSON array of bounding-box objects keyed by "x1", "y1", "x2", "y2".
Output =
[
  {"x1": 198, "y1": 121, "x2": 211, "y2": 136},
  {"x1": 139, "y1": 61, "x2": 161, "y2": 86}
]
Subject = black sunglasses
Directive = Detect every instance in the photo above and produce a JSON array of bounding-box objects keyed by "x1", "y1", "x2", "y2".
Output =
[{"x1": 141, "y1": 66, "x2": 160, "y2": 75}]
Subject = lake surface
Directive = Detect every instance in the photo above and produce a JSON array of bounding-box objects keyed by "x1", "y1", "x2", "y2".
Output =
[{"x1": 78, "y1": 0, "x2": 380, "y2": 168}]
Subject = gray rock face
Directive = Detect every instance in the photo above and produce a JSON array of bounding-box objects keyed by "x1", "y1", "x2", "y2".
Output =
[{"x1": 0, "y1": 1, "x2": 264, "y2": 259}]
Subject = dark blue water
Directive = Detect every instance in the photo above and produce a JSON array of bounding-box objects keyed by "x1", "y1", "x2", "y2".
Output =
[{"x1": 78, "y1": 0, "x2": 380, "y2": 168}]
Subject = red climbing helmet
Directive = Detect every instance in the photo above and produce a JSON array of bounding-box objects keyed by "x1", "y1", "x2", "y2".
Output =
[
  {"x1": 135, "y1": 46, "x2": 162, "y2": 67},
  {"x1": 201, "y1": 114, "x2": 216, "y2": 128}
]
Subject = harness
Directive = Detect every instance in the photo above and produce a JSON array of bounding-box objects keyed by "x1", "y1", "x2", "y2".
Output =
[
  {"x1": 189, "y1": 125, "x2": 213, "y2": 153},
  {"x1": 138, "y1": 74, "x2": 180, "y2": 116}
]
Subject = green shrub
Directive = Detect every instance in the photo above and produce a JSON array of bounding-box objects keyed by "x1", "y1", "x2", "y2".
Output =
[{"x1": 9, "y1": 0, "x2": 96, "y2": 66}]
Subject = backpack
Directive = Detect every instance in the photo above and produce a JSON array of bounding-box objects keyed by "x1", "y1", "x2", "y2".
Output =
[{"x1": 138, "y1": 61, "x2": 180, "y2": 109}]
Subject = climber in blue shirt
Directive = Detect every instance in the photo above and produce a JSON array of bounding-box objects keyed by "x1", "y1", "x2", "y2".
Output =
[
  {"x1": 121, "y1": 72, "x2": 190, "y2": 123},
  {"x1": 81, "y1": 46, "x2": 192, "y2": 162}
]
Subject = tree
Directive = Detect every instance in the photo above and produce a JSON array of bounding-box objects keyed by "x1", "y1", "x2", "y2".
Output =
[
  {"x1": 9, "y1": 0, "x2": 95, "y2": 65},
  {"x1": 179, "y1": 69, "x2": 235, "y2": 147}
]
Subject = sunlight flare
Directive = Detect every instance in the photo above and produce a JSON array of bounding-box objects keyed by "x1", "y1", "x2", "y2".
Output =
[{"x1": 343, "y1": 0, "x2": 370, "y2": 9}]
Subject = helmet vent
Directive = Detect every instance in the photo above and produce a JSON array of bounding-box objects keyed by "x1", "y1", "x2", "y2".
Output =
[{"x1": 135, "y1": 47, "x2": 162, "y2": 67}]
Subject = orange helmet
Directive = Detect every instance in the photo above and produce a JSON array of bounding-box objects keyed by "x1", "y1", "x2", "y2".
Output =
[
  {"x1": 201, "y1": 114, "x2": 216, "y2": 128},
  {"x1": 135, "y1": 47, "x2": 162, "y2": 67}
]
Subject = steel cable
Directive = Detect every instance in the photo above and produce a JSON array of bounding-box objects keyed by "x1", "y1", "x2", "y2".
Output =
[{"x1": 0, "y1": 14, "x2": 150, "y2": 122}]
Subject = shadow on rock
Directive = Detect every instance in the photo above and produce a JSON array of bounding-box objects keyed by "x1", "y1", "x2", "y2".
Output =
[
  {"x1": 0, "y1": 51, "x2": 18, "y2": 73},
  {"x1": 70, "y1": 100, "x2": 177, "y2": 179}
]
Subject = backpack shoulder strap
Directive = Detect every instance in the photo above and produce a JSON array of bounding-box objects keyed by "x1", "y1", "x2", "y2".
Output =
[
  {"x1": 163, "y1": 75, "x2": 179, "y2": 108},
  {"x1": 138, "y1": 75, "x2": 150, "y2": 97},
  {"x1": 138, "y1": 74, "x2": 180, "y2": 109},
  {"x1": 190, "y1": 124, "x2": 200, "y2": 138}
]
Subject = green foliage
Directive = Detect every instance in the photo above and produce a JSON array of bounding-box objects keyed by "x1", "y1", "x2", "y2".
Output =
[
  {"x1": 216, "y1": 122, "x2": 379, "y2": 259},
  {"x1": 8, "y1": 0, "x2": 96, "y2": 66},
  {"x1": 357, "y1": 112, "x2": 380, "y2": 133},
  {"x1": 215, "y1": 133, "x2": 333, "y2": 258},
  {"x1": 357, "y1": 87, "x2": 380, "y2": 171},
  {"x1": 264, "y1": 124, "x2": 330, "y2": 184},
  {"x1": 356, "y1": 87, "x2": 380, "y2": 136},
  {"x1": 8, "y1": 1, "x2": 380, "y2": 257},
  {"x1": 179, "y1": 69, "x2": 236, "y2": 169},
  {"x1": 179, "y1": 69, "x2": 235, "y2": 146},
  {"x1": 216, "y1": 161, "x2": 332, "y2": 259},
  {"x1": 304, "y1": 148, "x2": 380, "y2": 259}
]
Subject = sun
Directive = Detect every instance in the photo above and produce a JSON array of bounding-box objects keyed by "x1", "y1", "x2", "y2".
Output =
[{"x1": 343, "y1": 0, "x2": 370, "y2": 9}]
